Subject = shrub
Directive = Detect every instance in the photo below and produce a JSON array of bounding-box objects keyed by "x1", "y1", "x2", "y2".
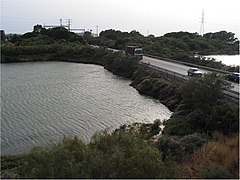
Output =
[
  {"x1": 181, "y1": 133, "x2": 239, "y2": 179},
  {"x1": 16, "y1": 131, "x2": 179, "y2": 179},
  {"x1": 180, "y1": 73, "x2": 230, "y2": 108}
]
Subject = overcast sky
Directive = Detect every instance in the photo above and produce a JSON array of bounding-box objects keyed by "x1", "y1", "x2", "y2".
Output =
[{"x1": 1, "y1": 0, "x2": 240, "y2": 38}]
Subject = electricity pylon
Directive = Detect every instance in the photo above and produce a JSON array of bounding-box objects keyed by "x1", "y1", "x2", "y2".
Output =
[{"x1": 199, "y1": 10, "x2": 205, "y2": 36}]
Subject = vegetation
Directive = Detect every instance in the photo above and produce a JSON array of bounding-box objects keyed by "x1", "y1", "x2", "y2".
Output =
[
  {"x1": 1, "y1": 131, "x2": 179, "y2": 179},
  {"x1": 1, "y1": 130, "x2": 238, "y2": 178},
  {"x1": 2, "y1": 26, "x2": 239, "y2": 71},
  {"x1": 88, "y1": 29, "x2": 239, "y2": 72},
  {"x1": 181, "y1": 132, "x2": 239, "y2": 178},
  {"x1": 162, "y1": 73, "x2": 238, "y2": 136},
  {"x1": 157, "y1": 74, "x2": 239, "y2": 165},
  {"x1": 1, "y1": 26, "x2": 239, "y2": 179}
]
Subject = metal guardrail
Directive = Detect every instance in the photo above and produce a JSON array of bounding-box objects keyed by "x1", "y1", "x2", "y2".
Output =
[
  {"x1": 144, "y1": 54, "x2": 231, "y2": 74},
  {"x1": 141, "y1": 61, "x2": 239, "y2": 103},
  {"x1": 92, "y1": 46, "x2": 239, "y2": 102}
]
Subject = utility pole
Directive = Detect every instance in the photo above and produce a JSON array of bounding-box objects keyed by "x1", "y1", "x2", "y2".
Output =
[
  {"x1": 60, "y1": 19, "x2": 63, "y2": 26},
  {"x1": 199, "y1": 10, "x2": 205, "y2": 36}
]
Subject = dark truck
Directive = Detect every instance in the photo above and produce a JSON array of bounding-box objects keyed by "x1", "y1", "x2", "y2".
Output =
[{"x1": 125, "y1": 46, "x2": 143, "y2": 59}]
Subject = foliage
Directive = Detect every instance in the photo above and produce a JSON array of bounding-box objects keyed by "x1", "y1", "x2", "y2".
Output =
[
  {"x1": 14, "y1": 131, "x2": 179, "y2": 178},
  {"x1": 159, "y1": 73, "x2": 238, "y2": 163},
  {"x1": 181, "y1": 133, "x2": 239, "y2": 179},
  {"x1": 118, "y1": 120, "x2": 162, "y2": 140},
  {"x1": 89, "y1": 29, "x2": 239, "y2": 72},
  {"x1": 162, "y1": 117, "x2": 193, "y2": 136},
  {"x1": 2, "y1": 27, "x2": 239, "y2": 72},
  {"x1": 1, "y1": 27, "x2": 239, "y2": 179},
  {"x1": 5, "y1": 25, "x2": 86, "y2": 45},
  {"x1": 180, "y1": 73, "x2": 230, "y2": 108},
  {"x1": 129, "y1": 66, "x2": 182, "y2": 111},
  {"x1": 158, "y1": 132, "x2": 209, "y2": 162},
  {"x1": 33, "y1": 24, "x2": 43, "y2": 33},
  {"x1": 203, "y1": 31, "x2": 238, "y2": 43},
  {"x1": 19, "y1": 137, "x2": 91, "y2": 178},
  {"x1": 162, "y1": 73, "x2": 238, "y2": 136},
  {"x1": 103, "y1": 52, "x2": 140, "y2": 78},
  {"x1": 204, "y1": 103, "x2": 239, "y2": 135}
]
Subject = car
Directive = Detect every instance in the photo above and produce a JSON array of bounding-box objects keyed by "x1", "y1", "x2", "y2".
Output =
[
  {"x1": 187, "y1": 67, "x2": 203, "y2": 77},
  {"x1": 226, "y1": 72, "x2": 240, "y2": 83}
]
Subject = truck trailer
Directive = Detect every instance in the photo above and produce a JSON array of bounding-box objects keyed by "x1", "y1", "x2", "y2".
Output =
[{"x1": 125, "y1": 46, "x2": 143, "y2": 58}]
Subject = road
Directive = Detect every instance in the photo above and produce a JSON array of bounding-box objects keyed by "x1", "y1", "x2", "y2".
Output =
[{"x1": 141, "y1": 56, "x2": 239, "y2": 93}]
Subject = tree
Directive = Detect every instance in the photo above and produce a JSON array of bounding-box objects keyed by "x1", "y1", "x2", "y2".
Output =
[
  {"x1": 47, "y1": 27, "x2": 71, "y2": 40},
  {"x1": 84, "y1": 31, "x2": 92, "y2": 37},
  {"x1": 204, "y1": 31, "x2": 238, "y2": 43},
  {"x1": 9, "y1": 34, "x2": 21, "y2": 43},
  {"x1": 33, "y1": 24, "x2": 43, "y2": 33},
  {"x1": 180, "y1": 73, "x2": 231, "y2": 108},
  {"x1": 114, "y1": 39, "x2": 125, "y2": 49},
  {"x1": 129, "y1": 30, "x2": 143, "y2": 38},
  {"x1": 99, "y1": 29, "x2": 122, "y2": 40},
  {"x1": 21, "y1": 32, "x2": 36, "y2": 39},
  {"x1": 164, "y1": 31, "x2": 201, "y2": 39}
]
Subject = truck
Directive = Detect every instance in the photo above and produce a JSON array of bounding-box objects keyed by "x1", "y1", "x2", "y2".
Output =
[{"x1": 125, "y1": 46, "x2": 143, "y2": 59}]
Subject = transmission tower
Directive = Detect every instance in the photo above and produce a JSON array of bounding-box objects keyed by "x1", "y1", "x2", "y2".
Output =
[{"x1": 199, "y1": 10, "x2": 205, "y2": 36}]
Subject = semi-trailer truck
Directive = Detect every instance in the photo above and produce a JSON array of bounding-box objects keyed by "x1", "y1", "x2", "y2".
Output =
[{"x1": 125, "y1": 46, "x2": 143, "y2": 59}]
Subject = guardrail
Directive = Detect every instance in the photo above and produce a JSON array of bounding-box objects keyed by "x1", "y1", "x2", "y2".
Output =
[
  {"x1": 144, "y1": 53, "x2": 231, "y2": 74},
  {"x1": 141, "y1": 61, "x2": 239, "y2": 104}
]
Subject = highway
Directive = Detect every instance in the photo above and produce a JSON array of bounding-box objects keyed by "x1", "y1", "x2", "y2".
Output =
[
  {"x1": 141, "y1": 55, "x2": 239, "y2": 94},
  {"x1": 93, "y1": 46, "x2": 239, "y2": 95}
]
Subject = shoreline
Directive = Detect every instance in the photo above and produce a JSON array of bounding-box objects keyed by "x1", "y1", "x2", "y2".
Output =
[
  {"x1": 1, "y1": 56, "x2": 177, "y2": 156},
  {"x1": 1, "y1": 54, "x2": 239, "y2": 179}
]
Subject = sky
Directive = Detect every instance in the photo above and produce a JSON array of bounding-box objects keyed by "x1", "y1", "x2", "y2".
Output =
[{"x1": 1, "y1": 0, "x2": 240, "y2": 39}]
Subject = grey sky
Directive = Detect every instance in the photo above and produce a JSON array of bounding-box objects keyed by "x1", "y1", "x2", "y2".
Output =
[{"x1": 1, "y1": 0, "x2": 240, "y2": 38}]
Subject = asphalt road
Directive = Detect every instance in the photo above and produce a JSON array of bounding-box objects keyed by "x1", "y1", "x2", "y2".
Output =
[{"x1": 141, "y1": 56, "x2": 239, "y2": 93}]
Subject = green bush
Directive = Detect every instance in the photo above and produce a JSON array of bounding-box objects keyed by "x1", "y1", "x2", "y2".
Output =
[
  {"x1": 205, "y1": 103, "x2": 239, "y2": 135},
  {"x1": 162, "y1": 118, "x2": 192, "y2": 136},
  {"x1": 180, "y1": 73, "x2": 230, "y2": 108},
  {"x1": 16, "y1": 131, "x2": 179, "y2": 179}
]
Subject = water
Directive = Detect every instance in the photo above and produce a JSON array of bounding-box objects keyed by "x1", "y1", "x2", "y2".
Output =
[
  {"x1": 1, "y1": 62, "x2": 171, "y2": 155},
  {"x1": 205, "y1": 54, "x2": 240, "y2": 66}
]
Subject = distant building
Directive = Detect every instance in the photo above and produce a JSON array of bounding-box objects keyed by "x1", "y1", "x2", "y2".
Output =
[{"x1": 1, "y1": 30, "x2": 6, "y2": 41}]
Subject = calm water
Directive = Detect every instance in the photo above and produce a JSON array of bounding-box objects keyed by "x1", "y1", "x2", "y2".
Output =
[
  {"x1": 1, "y1": 62, "x2": 171, "y2": 155},
  {"x1": 205, "y1": 54, "x2": 240, "y2": 66}
]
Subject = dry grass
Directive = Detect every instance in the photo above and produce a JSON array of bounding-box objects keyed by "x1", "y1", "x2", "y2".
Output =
[{"x1": 180, "y1": 132, "x2": 239, "y2": 178}]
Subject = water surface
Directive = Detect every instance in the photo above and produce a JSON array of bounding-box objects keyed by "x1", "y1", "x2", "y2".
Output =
[
  {"x1": 1, "y1": 62, "x2": 171, "y2": 155},
  {"x1": 205, "y1": 54, "x2": 240, "y2": 66}
]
